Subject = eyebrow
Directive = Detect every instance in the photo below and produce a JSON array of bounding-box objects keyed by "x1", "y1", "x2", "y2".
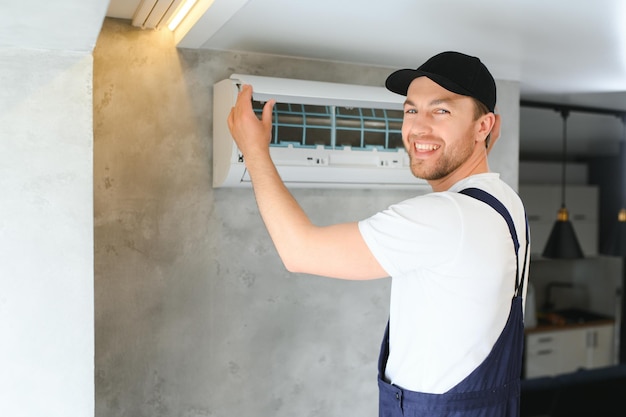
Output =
[{"x1": 403, "y1": 97, "x2": 456, "y2": 107}]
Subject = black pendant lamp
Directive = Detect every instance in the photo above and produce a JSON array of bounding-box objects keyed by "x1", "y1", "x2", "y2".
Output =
[
  {"x1": 601, "y1": 115, "x2": 626, "y2": 256},
  {"x1": 542, "y1": 109, "x2": 584, "y2": 259}
]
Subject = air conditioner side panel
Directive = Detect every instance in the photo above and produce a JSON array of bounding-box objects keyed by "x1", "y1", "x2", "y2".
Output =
[{"x1": 212, "y1": 78, "x2": 245, "y2": 187}]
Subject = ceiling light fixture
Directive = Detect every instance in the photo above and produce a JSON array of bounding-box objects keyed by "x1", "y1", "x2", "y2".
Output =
[
  {"x1": 542, "y1": 109, "x2": 585, "y2": 259},
  {"x1": 167, "y1": 0, "x2": 198, "y2": 31},
  {"x1": 131, "y1": 0, "x2": 197, "y2": 31}
]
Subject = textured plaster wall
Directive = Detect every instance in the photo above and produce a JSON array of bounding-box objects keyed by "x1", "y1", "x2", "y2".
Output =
[
  {"x1": 94, "y1": 18, "x2": 520, "y2": 417},
  {"x1": 0, "y1": 49, "x2": 94, "y2": 417}
]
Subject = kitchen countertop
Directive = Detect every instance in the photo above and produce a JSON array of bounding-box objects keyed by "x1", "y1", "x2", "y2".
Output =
[
  {"x1": 525, "y1": 318, "x2": 615, "y2": 334},
  {"x1": 524, "y1": 307, "x2": 615, "y2": 334}
]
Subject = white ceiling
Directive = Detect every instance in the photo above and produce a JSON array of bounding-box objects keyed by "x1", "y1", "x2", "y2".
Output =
[
  {"x1": 106, "y1": 0, "x2": 626, "y2": 100},
  {"x1": 4, "y1": 0, "x2": 624, "y2": 159},
  {"x1": 105, "y1": 0, "x2": 626, "y2": 159}
]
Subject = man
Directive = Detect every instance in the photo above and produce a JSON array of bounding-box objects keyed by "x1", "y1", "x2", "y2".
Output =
[{"x1": 227, "y1": 51, "x2": 529, "y2": 416}]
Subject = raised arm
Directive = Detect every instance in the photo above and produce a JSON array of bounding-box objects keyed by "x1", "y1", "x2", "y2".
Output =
[{"x1": 227, "y1": 85, "x2": 388, "y2": 280}]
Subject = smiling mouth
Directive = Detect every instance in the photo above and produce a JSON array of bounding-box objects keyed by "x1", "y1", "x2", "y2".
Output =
[{"x1": 414, "y1": 143, "x2": 441, "y2": 152}]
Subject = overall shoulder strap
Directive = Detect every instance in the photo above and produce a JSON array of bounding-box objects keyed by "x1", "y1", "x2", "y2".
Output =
[{"x1": 459, "y1": 187, "x2": 530, "y2": 296}]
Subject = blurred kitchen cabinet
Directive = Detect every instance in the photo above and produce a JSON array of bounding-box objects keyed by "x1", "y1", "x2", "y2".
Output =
[
  {"x1": 519, "y1": 185, "x2": 598, "y2": 256},
  {"x1": 525, "y1": 323, "x2": 614, "y2": 379},
  {"x1": 587, "y1": 324, "x2": 614, "y2": 367}
]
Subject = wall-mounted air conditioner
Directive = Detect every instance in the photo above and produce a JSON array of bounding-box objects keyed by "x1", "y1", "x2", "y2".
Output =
[{"x1": 212, "y1": 74, "x2": 429, "y2": 189}]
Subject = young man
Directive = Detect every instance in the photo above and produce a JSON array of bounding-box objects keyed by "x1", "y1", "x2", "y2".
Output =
[{"x1": 227, "y1": 51, "x2": 529, "y2": 416}]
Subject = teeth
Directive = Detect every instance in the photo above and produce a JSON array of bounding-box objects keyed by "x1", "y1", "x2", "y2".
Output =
[{"x1": 415, "y1": 143, "x2": 440, "y2": 151}]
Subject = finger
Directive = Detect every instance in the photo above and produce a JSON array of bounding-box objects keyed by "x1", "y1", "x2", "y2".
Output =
[
  {"x1": 262, "y1": 99, "x2": 276, "y2": 128},
  {"x1": 229, "y1": 85, "x2": 251, "y2": 127},
  {"x1": 237, "y1": 84, "x2": 253, "y2": 106}
]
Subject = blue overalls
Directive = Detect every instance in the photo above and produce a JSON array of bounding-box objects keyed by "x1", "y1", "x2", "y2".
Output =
[{"x1": 377, "y1": 188, "x2": 530, "y2": 417}]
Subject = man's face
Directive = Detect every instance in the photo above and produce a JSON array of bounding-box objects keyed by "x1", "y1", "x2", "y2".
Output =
[{"x1": 401, "y1": 77, "x2": 482, "y2": 183}]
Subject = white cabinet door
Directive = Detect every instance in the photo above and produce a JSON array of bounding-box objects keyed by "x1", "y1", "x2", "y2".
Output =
[
  {"x1": 587, "y1": 324, "x2": 614, "y2": 368},
  {"x1": 519, "y1": 185, "x2": 559, "y2": 223},
  {"x1": 525, "y1": 330, "x2": 586, "y2": 378},
  {"x1": 556, "y1": 329, "x2": 588, "y2": 374},
  {"x1": 565, "y1": 186, "x2": 598, "y2": 222},
  {"x1": 525, "y1": 323, "x2": 615, "y2": 378},
  {"x1": 525, "y1": 332, "x2": 560, "y2": 378}
]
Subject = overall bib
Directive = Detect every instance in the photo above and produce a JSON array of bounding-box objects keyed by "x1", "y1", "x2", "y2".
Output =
[{"x1": 377, "y1": 188, "x2": 530, "y2": 417}]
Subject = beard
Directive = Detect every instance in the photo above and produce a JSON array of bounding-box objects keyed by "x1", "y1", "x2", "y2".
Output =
[{"x1": 408, "y1": 138, "x2": 475, "y2": 181}]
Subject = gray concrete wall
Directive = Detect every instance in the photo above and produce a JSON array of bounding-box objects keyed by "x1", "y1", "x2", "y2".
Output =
[
  {"x1": 0, "y1": 49, "x2": 94, "y2": 417},
  {"x1": 94, "y1": 18, "x2": 520, "y2": 417}
]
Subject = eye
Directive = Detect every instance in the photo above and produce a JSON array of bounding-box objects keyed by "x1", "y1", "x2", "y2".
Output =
[
  {"x1": 435, "y1": 108, "x2": 450, "y2": 115},
  {"x1": 404, "y1": 108, "x2": 417, "y2": 115}
]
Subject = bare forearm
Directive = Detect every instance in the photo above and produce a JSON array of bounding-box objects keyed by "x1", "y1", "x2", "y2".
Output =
[{"x1": 244, "y1": 152, "x2": 314, "y2": 271}]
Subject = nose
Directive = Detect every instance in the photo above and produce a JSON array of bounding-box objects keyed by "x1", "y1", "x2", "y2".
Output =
[{"x1": 403, "y1": 111, "x2": 431, "y2": 137}]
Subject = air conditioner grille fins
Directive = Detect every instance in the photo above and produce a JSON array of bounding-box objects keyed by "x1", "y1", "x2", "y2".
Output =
[{"x1": 252, "y1": 100, "x2": 405, "y2": 151}]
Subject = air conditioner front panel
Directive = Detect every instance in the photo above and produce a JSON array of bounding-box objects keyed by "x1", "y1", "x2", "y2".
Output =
[
  {"x1": 212, "y1": 75, "x2": 430, "y2": 190},
  {"x1": 232, "y1": 74, "x2": 404, "y2": 110},
  {"x1": 242, "y1": 166, "x2": 425, "y2": 189}
]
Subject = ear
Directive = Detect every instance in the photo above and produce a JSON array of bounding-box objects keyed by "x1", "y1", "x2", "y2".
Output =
[
  {"x1": 474, "y1": 113, "x2": 495, "y2": 146},
  {"x1": 487, "y1": 113, "x2": 501, "y2": 155}
]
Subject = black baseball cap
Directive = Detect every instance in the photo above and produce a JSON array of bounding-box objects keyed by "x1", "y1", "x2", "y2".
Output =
[{"x1": 385, "y1": 51, "x2": 496, "y2": 112}]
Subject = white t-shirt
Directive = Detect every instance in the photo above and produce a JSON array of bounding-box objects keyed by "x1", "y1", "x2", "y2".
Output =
[{"x1": 358, "y1": 173, "x2": 529, "y2": 394}]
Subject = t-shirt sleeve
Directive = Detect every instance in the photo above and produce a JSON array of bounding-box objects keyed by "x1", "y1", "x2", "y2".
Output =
[{"x1": 358, "y1": 193, "x2": 464, "y2": 277}]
